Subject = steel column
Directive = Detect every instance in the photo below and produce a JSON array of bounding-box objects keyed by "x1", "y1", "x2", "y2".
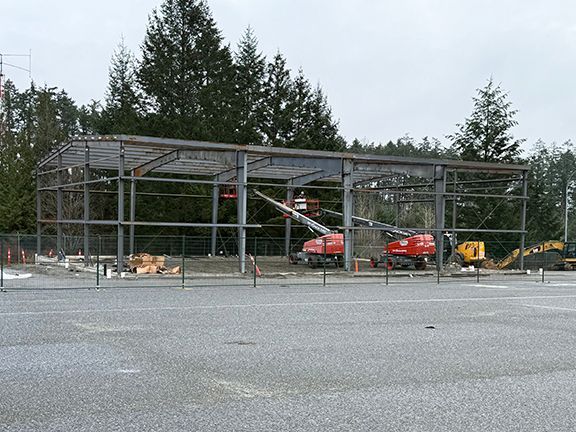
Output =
[
  {"x1": 210, "y1": 175, "x2": 220, "y2": 257},
  {"x1": 83, "y1": 143, "x2": 90, "y2": 265},
  {"x1": 434, "y1": 165, "x2": 447, "y2": 271},
  {"x1": 129, "y1": 170, "x2": 136, "y2": 255},
  {"x1": 117, "y1": 143, "x2": 125, "y2": 275},
  {"x1": 519, "y1": 171, "x2": 528, "y2": 270},
  {"x1": 451, "y1": 171, "x2": 458, "y2": 253},
  {"x1": 56, "y1": 154, "x2": 63, "y2": 254},
  {"x1": 342, "y1": 159, "x2": 354, "y2": 271},
  {"x1": 285, "y1": 180, "x2": 294, "y2": 256},
  {"x1": 236, "y1": 151, "x2": 248, "y2": 273},
  {"x1": 36, "y1": 170, "x2": 41, "y2": 256}
]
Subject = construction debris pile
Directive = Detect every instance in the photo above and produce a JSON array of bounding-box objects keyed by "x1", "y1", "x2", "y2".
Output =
[{"x1": 128, "y1": 253, "x2": 181, "y2": 275}]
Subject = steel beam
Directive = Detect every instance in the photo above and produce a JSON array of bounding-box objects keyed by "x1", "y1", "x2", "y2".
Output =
[
  {"x1": 289, "y1": 169, "x2": 339, "y2": 186},
  {"x1": 117, "y1": 143, "x2": 125, "y2": 275},
  {"x1": 83, "y1": 143, "x2": 90, "y2": 265},
  {"x1": 210, "y1": 175, "x2": 220, "y2": 256},
  {"x1": 129, "y1": 170, "x2": 136, "y2": 255},
  {"x1": 36, "y1": 169, "x2": 41, "y2": 256},
  {"x1": 451, "y1": 172, "x2": 458, "y2": 254},
  {"x1": 37, "y1": 219, "x2": 261, "y2": 228},
  {"x1": 434, "y1": 165, "x2": 447, "y2": 271},
  {"x1": 133, "y1": 149, "x2": 236, "y2": 177},
  {"x1": 354, "y1": 162, "x2": 435, "y2": 180},
  {"x1": 217, "y1": 157, "x2": 271, "y2": 182},
  {"x1": 236, "y1": 151, "x2": 248, "y2": 273},
  {"x1": 342, "y1": 159, "x2": 354, "y2": 271},
  {"x1": 519, "y1": 171, "x2": 528, "y2": 270},
  {"x1": 56, "y1": 154, "x2": 63, "y2": 254}
]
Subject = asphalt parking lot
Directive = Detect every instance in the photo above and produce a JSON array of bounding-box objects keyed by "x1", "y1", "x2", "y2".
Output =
[{"x1": 2, "y1": 278, "x2": 576, "y2": 431}]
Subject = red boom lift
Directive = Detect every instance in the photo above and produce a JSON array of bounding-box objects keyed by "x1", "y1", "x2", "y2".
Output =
[{"x1": 256, "y1": 190, "x2": 435, "y2": 270}]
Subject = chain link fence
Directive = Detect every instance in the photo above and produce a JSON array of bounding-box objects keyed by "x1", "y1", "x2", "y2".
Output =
[{"x1": 0, "y1": 233, "x2": 574, "y2": 290}]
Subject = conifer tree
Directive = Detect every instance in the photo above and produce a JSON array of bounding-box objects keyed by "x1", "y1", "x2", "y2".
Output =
[
  {"x1": 448, "y1": 78, "x2": 524, "y2": 163},
  {"x1": 261, "y1": 52, "x2": 292, "y2": 146},
  {"x1": 102, "y1": 39, "x2": 141, "y2": 134},
  {"x1": 138, "y1": 0, "x2": 235, "y2": 141},
  {"x1": 233, "y1": 26, "x2": 266, "y2": 145}
]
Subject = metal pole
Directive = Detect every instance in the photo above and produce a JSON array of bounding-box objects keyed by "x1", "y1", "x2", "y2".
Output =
[
  {"x1": 117, "y1": 143, "x2": 125, "y2": 276},
  {"x1": 36, "y1": 169, "x2": 42, "y2": 256},
  {"x1": 181, "y1": 235, "x2": 185, "y2": 289},
  {"x1": 452, "y1": 172, "x2": 458, "y2": 253},
  {"x1": 236, "y1": 151, "x2": 248, "y2": 273},
  {"x1": 16, "y1": 232, "x2": 20, "y2": 265},
  {"x1": 210, "y1": 176, "x2": 219, "y2": 257},
  {"x1": 129, "y1": 170, "x2": 136, "y2": 255},
  {"x1": 342, "y1": 159, "x2": 354, "y2": 271},
  {"x1": 253, "y1": 236, "x2": 257, "y2": 288},
  {"x1": 434, "y1": 165, "x2": 447, "y2": 272},
  {"x1": 1, "y1": 238, "x2": 4, "y2": 289},
  {"x1": 385, "y1": 238, "x2": 389, "y2": 286},
  {"x1": 476, "y1": 240, "x2": 480, "y2": 283},
  {"x1": 542, "y1": 249, "x2": 546, "y2": 284},
  {"x1": 56, "y1": 154, "x2": 63, "y2": 254},
  {"x1": 84, "y1": 143, "x2": 90, "y2": 265},
  {"x1": 285, "y1": 181, "x2": 294, "y2": 256},
  {"x1": 323, "y1": 237, "x2": 327, "y2": 287},
  {"x1": 519, "y1": 170, "x2": 528, "y2": 270},
  {"x1": 96, "y1": 235, "x2": 100, "y2": 289}
]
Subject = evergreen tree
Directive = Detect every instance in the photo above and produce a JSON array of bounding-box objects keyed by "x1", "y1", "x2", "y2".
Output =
[
  {"x1": 78, "y1": 100, "x2": 103, "y2": 135},
  {"x1": 261, "y1": 52, "x2": 292, "y2": 146},
  {"x1": 448, "y1": 78, "x2": 524, "y2": 163},
  {"x1": 138, "y1": 0, "x2": 236, "y2": 141},
  {"x1": 102, "y1": 39, "x2": 142, "y2": 134},
  {"x1": 233, "y1": 26, "x2": 266, "y2": 145},
  {"x1": 302, "y1": 85, "x2": 346, "y2": 151}
]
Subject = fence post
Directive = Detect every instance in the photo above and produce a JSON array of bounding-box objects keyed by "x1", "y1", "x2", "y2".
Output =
[
  {"x1": 16, "y1": 232, "x2": 21, "y2": 265},
  {"x1": 181, "y1": 235, "x2": 186, "y2": 289},
  {"x1": 385, "y1": 238, "x2": 389, "y2": 286},
  {"x1": 1, "y1": 237, "x2": 4, "y2": 289},
  {"x1": 253, "y1": 236, "x2": 257, "y2": 288},
  {"x1": 542, "y1": 249, "x2": 546, "y2": 284},
  {"x1": 323, "y1": 237, "x2": 327, "y2": 287},
  {"x1": 96, "y1": 235, "x2": 101, "y2": 289}
]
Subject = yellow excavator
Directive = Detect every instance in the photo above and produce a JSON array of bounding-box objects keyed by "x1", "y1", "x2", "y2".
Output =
[
  {"x1": 454, "y1": 241, "x2": 486, "y2": 267},
  {"x1": 452, "y1": 240, "x2": 576, "y2": 270},
  {"x1": 494, "y1": 241, "x2": 576, "y2": 270}
]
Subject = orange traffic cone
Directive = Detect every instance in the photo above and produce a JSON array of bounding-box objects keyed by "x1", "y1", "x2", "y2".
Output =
[{"x1": 354, "y1": 259, "x2": 359, "y2": 273}]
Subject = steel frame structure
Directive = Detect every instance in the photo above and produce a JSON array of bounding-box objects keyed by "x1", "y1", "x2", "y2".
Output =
[{"x1": 36, "y1": 135, "x2": 530, "y2": 274}]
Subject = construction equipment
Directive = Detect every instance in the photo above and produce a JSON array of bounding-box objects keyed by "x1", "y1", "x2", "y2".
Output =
[
  {"x1": 493, "y1": 240, "x2": 576, "y2": 270},
  {"x1": 281, "y1": 191, "x2": 321, "y2": 218},
  {"x1": 321, "y1": 209, "x2": 435, "y2": 270},
  {"x1": 454, "y1": 241, "x2": 486, "y2": 267},
  {"x1": 254, "y1": 190, "x2": 344, "y2": 268}
]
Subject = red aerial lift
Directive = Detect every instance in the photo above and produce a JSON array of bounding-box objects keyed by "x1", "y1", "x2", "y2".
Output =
[
  {"x1": 256, "y1": 190, "x2": 435, "y2": 270},
  {"x1": 321, "y1": 209, "x2": 435, "y2": 270},
  {"x1": 254, "y1": 190, "x2": 344, "y2": 268}
]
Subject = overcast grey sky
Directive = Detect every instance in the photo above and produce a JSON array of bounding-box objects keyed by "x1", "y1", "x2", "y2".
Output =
[{"x1": 3, "y1": 0, "x2": 576, "y2": 150}]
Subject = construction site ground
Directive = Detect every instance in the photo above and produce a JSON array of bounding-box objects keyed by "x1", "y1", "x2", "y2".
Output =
[
  {"x1": 1, "y1": 255, "x2": 556, "y2": 290},
  {"x1": 3, "y1": 276, "x2": 576, "y2": 431}
]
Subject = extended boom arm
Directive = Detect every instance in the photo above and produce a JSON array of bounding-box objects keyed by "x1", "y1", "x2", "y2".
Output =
[
  {"x1": 321, "y1": 208, "x2": 416, "y2": 238},
  {"x1": 254, "y1": 190, "x2": 334, "y2": 236}
]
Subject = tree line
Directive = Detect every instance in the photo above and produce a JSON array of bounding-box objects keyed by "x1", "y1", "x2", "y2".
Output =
[{"x1": 0, "y1": 0, "x2": 574, "y2": 246}]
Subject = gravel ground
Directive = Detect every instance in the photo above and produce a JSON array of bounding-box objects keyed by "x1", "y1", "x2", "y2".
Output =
[{"x1": 2, "y1": 278, "x2": 576, "y2": 431}]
